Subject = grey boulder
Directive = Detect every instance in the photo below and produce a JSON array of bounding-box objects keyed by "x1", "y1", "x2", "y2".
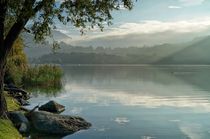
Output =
[
  {"x1": 29, "y1": 111, "x2": 91, "y2": 135},
  {"x1": 8, "y1": 111, "x2": 30, "y2": 134}
]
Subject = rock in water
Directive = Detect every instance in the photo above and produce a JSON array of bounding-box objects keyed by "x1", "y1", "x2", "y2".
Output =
[
  {"x1": 39, "y1": 100, "x2": 65, "y2": 113},
  {"x1": 29, "y1": 111, "x2": 91, "y2": 135},
  {"x1": 19, "y1": 98, "x2": 30, "y2": 106}
]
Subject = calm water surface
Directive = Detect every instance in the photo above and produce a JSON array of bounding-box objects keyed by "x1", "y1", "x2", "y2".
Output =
[{"x1": 28, "y1": 65, "x2": 210, "y2": 139}]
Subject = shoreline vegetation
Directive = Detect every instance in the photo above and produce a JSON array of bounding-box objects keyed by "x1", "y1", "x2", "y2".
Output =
[
  {"x1": 5, "y1": 38, "x2": 63, "y2": 89},
  {"x1": 1, "y1": 37, "x2": 91, "y2": 139},
  {"x1": 0, "y1": 38, "x2": 67, "y2": 138},
  {"x1": 0, "y1": 119, "x2": 23, "y2": 139},
  {"x1": 0, "y1": 93, "x2": 23, "y2": 139},
  {"x1": 23, "y1": 65, "x2": 63, "y2": 89},
  {"x1": 0, "y1": 63, "x2": 64, "y2": 139}
]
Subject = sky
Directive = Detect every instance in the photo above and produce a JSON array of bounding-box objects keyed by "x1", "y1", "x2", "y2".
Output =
[{"x1": 55, "y1": 0, "x2": 210, "y2": 47}]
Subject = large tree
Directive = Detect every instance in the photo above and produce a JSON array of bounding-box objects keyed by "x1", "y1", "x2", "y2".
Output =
[{"x1": 0, "y1": 0, "x2": 134, "y2": 117}]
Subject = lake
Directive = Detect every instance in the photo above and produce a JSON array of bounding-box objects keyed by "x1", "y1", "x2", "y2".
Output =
[{"x1": 28, "y1": 65, "x2": 210, "y2": 139}]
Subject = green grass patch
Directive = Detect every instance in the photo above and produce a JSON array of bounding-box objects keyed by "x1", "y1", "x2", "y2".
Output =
[
  {"x1": 5, "y1": 93, "x2": 20, "y2": 112},
  {"x1": 0, "y1": 119, "x2": 23, "y2": 139},
  {"x1": 0, "y1": 93, "x2": 22, "y2": 139}
]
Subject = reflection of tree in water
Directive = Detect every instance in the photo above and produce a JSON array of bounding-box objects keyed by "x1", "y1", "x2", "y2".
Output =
[{"x1": 25, "y1": 83, "x2": 63, "y2": 97}]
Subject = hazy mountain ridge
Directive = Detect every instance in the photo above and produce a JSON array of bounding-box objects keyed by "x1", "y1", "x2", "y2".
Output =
[
  {"x1": 22, "y1": 31, "x2": 210, "y2": 64},
  {"x1": 157, "y1": 35, "x2": 210, "y2": 64}
]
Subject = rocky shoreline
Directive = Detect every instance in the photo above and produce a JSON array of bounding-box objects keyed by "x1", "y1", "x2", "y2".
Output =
[{"x1": 5, "y1": 84, "x2": 91, "y2": 138}]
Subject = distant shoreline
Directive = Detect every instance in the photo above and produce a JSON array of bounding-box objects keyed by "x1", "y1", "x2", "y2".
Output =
[{"x1": 30, "y1": 64, "x2": 210, "y2": 67}]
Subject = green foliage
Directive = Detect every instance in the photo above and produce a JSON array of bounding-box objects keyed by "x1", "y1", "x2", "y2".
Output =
[
  {"x1": 5, "y1": 37, "x2": 63, "y2": 91},
  {"x1": 0, "y1": 119, "x2": 23, "y2": 139},
  {"x1": 5, "y1": 37, "x2": 28, "y2": 85},
  {"x1": 5, "y1": 0, "x2": 134, "y2": 41},
  {"x1": 23, "y1": 65, "x2": 63, "y2": 88}
]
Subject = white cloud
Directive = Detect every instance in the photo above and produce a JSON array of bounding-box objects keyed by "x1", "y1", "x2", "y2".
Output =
[
  {"x1": 179, "y1": 0, "x2": 205, "y2": 6},
  {"x1": 107, "y1": 18, "x2": 210, "y2": 36},
  {"x1": 167, "y1": 0, "x2": 205, "y2": 10},
  {"x1": 92, "y1": 17, "x2": 210, "y2": 37},
  {"x1": 168, "y1": 5, "x2": 182, "y2": 9},
  {"x1": 61, "y1": 17, "x2": 210, "y2": 47},
  {"x1": 54, "y1": 16, "x2": 210, "y2": 47}
]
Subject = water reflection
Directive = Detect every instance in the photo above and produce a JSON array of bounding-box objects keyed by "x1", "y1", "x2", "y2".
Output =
[{"x1": 29, "y1": 65, "x2": 210, "y2": 139}]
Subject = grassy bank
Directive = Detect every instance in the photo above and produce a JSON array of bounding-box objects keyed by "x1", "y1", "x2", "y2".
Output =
[
  {"x1": 0, "y1": 93, "x2": 23, "y2": 139},
  {"x1": 0, "y1": 119, "x2": 23, "y2": 139},
  {"x1": 5, "y1": 93, "x2": 20, "y2": 112}
]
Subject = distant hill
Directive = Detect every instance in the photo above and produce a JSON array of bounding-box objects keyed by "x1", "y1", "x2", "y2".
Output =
[
  {"x1": 22, "y1": 32, "x2": 53, "y2": 59},
  {"x1": 33, "y1": 43, "x2": 190, "y2": 64},
  {"x1": 22, "y1": 30, "x2": 72, "y2": 59},
  {"x1": 23, "y1": 32, "x2": 210, "y2": 65},
  {"x1": 157, "y1": 36, "x2": 210, "y2": 64}
]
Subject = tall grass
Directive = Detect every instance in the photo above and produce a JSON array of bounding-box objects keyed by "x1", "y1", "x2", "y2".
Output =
[{"x1": 22, "y1": 65, "x2": 63, "y2": 88}]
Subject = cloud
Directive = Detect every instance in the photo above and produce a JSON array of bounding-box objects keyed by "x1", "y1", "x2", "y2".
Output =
[
  {"x1": 179, "y1": 0, "x2": 205, "y2": 6},
  {"x1": 168, "y1": 5, "x2": 182, "y2": 9},
  {"x1": 60, "y1": 17, "x2": 210, "y2": 47},
  {"x1": 108, "y1": 19, "x2": 210, "y2": 35}
]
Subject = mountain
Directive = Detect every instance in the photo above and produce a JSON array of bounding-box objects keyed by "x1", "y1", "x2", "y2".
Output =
[
  {"x1": 33, "y1": 43, "x2": 190, "y2": 64},
  {"x1": 22, "y1": 30, "x2": 72, "y2": 59},
  {"x1": 23, "y1": 31, "x2": 210, "y2": 65},
  {"x1": 22, "y1": 32, "x2": 52, "y2": 59},
  {"x1": 157, "y1": 36, "x2": 210, "y2": 64},
  {"x1": 52, "y1": 30, "x2": 71, "y2": 41}
]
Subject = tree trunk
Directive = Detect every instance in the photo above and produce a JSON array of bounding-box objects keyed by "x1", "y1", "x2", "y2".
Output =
[{"x1": 0, "y1": 57, "x2": 7, "y2": 118}]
